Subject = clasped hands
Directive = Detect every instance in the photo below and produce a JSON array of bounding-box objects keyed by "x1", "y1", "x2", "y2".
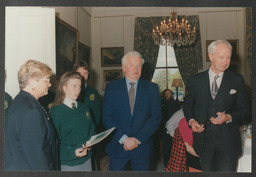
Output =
[
  {"x1": 123, "y1": 137, "x2": 140, "y2": 151},
  {"x1": 190, "y1": 112, "x2": 232, "y2": 133},
  {"x1": 75, "y1": 141, "x2": 91, "y2": 157}
]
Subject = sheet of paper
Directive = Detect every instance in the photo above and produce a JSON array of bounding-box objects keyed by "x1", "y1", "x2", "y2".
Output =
[{"x1": 86, "y1": 127, "x2": 115, "y2": 147}]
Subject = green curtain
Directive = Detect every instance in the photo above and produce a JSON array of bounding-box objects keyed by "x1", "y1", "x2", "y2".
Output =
[
  {"x1": 246, "y1": 8, "x2": 252, "y2": 75},
  {"x1": 134, "y1": 16, "x2": 202, "y2": 85},
  {"x1": 134, "y1": 17, "x2": 160, "y2": 81},
  {"x1": 174, "y1": 15, "x2": 202, "y2": 86}
]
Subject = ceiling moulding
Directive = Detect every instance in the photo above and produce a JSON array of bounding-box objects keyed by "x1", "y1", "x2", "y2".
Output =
[
  {"x1": 90, "y1": 7, "x2": 173, "y2": 17},
  {"x1": 89, "y1": 7, "x2": 244, "y2": 18},
  {"x1": 82, "y1": 7, "x2": 92, "y2": 15}
]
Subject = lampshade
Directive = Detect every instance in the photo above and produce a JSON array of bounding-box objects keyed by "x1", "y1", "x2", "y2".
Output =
[{"x1": 171, "y1": 78, "x2": 183, "y2": 87}]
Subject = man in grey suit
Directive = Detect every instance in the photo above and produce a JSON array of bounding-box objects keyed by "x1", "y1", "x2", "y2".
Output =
[{"x1": 183, "y1": 40, "x2": 249, "y2": 171}]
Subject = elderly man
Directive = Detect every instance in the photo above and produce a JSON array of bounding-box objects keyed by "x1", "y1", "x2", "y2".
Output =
[
  {"x1": 183, "y1": 40, "x2": 249, "y2": 171},
  {"x1": 102, "y1": 51, "x2": 161, "y2": 171}
]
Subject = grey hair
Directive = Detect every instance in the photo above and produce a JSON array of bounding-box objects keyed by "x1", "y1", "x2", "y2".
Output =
[
  {"x1": 121, "y1": 51, "x2": 145, "y2": 66},
  {"x1": 208, "y1": 40, "x2": 232, "y2": 55}
]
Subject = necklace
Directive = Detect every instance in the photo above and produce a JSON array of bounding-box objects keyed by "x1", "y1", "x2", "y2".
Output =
[{"x1": 25, "y1": 90, "x2": 50, "y2": 121}]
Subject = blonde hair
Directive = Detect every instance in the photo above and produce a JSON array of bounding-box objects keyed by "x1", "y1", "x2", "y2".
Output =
[
  {"x1": 51, "y1": 71, "x2": 82, "y2": 109},
  {"x1": 18, "y1": 60, "x2": 53, "y2": 89}
]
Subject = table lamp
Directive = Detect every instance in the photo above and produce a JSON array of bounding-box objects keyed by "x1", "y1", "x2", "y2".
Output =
[{"x1": 171, "y1": 78, "x2": 183, "y2": 101}]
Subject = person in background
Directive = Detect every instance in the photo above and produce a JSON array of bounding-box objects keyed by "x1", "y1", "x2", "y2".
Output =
[
  {"x1": 4, "y1": 92, "x2": 12, "y2": 120},
  {"x1": 73, "y1": 60, "x2": 101, "y2": 128},
  {"x1": 73, "y1": 60, "x2": 101, "y2": 170},
  {"x1": 160, "y1": 89, "x2": 181, "y2": 167},
  {"x1": 5, "y1": 60, "x2": 59, "y2": 171},
  {"x1": 38, "y1": 89, "x2": 55, "y2": 113},
  {"x1": 50, "y1": 71, "x2": 96, "y2": 171},
  {"x1": 152, "y1": 89, "x2": 180, "y2": 168},
  {"x1": 4, "y1": 70, "x2": 12, "y2": 121},
  {"x1": 102, "y1": 51, "x2": 161, "y2": 171},
  {"x1": 183, "y1": 40, "x2": 249, "y2": 171}
]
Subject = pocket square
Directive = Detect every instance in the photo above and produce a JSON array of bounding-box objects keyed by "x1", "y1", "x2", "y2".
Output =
[{"x1": 230, "y1": 89, "x2": 237, "y2": 94}]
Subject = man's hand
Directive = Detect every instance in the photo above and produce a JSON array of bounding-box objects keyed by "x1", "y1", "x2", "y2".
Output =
[
  {"x1": 210, "y1": 112, "x2": 232, "y2": 125},
  {"x1": 189, "y1": 119, "x2": 204, "y2": 133},
  {"x1": 123, "y1": 137, "x2": 139, "y2": 151}
]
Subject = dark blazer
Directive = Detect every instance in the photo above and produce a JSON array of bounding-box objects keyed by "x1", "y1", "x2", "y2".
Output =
[
  {"x1": 183, "y1": 69, "x2": 249, "y2": 157},
  {"x1": 102, "y1": 77, "x2": 161, "y2": 158},
  {"x1": 5, "y1": 90, "x2": 59, "y2": 171}
]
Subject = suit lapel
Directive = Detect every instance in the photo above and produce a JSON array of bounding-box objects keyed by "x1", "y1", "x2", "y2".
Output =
[
  {"x1": 202, "y1": 71, "x2": 211, "y2": 104},
  {"x1": 215, "y1": 71, "x2": 231, "y2": 100}
]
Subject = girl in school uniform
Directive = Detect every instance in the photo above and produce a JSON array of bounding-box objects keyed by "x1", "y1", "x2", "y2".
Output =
[{"x1": 50, "y1": 71, "x2": 96, "y2": 171}]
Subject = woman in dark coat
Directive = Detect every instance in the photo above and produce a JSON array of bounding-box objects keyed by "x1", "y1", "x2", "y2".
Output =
[{"x1": 5, "y1": 60, "x2": 59, "y2": 171}]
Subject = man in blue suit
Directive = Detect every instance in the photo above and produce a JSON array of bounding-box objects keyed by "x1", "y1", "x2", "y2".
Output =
[
  {"x1": 183, "y1": 40, "x2": 249, "y2": 171},
  {"x1": 102, "y1": 51, "x2": 161, "y2": 171}
]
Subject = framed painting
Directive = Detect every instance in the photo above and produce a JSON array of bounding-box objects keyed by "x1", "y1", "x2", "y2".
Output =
[
  {"x1": 78, "y1": 42, "x2": 90, "y2": 66},
  {"x1": 56, "y1": 17, "x2": 78, "y2": 79},
  {"x1": 101, "y1": 47, "x2": 124, "y2": 67},
  {"x1": 206, "y1": 39, "x2": 239, "y2": 62},
  {"x1": 102, "y1": 69, "x2": 123, "y2": 90}
]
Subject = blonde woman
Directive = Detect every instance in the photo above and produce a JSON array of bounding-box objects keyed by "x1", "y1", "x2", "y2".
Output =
[
  {"x1": 5, "y1": 60, "x2": 59, "y2": 171},
  {"x1": 50, "y1": 71, "x2": 95, "y2": 171}
]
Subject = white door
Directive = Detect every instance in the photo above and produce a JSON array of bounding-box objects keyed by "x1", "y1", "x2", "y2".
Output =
[{"x1": 5, "y1": 7, "x2": 56, "y2": 98}]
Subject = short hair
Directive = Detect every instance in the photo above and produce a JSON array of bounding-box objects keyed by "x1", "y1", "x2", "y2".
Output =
[
  {"x1": 208, "y1": 40, "x2": 232, "y2": 55},
  {"x1": 52, "y1": 71, "x2": 82, "y2": 108},
  {"x1": 18, "y1": 60, "x2": 53, "y2": 89},
  {"x1": 73, "y1": 60, "x2": 89, "y2": 71},
  {"x1": 121, "y1": 51, "x2": 145, "y2": 66}
]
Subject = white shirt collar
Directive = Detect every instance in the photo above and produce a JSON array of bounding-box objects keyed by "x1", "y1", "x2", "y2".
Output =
[
  {"x1": 209, "y1": 67, "x2": 224, "y2": 87},
  {"x1": 63, "y1": 97, "x2": 77, "y2": 109},
  {"x1": 209, "y1": 67, "x2": 224, "y2": 78}
]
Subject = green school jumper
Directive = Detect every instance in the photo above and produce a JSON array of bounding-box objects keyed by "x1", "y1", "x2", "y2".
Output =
[
  {"x1": 4, "y1": 92, "x2": 12, "y2": 121},
  {"x1": 82, "y1": 85, "x2": 101, "y2": 127},
  {"x1": 50, "y1": 102, "x2": 96, "y2": 166}
]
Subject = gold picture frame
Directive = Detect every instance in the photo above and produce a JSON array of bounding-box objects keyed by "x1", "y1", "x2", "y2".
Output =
[
  {"x1": 101, "y1": 47, "x2": 124, "y2": 67},
  {"x1": 56, "y1": 17, "x2": 79, "y2": 78},
  {"x1": 102, "y1": 69, "x2": 123, "y2": 90},
  {"x1": 78, "y1": 42, "x2": 90, "y2": 66}
]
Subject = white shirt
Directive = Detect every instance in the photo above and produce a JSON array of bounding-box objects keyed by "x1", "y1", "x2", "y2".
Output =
[
  {"x1": 208, "y1": 67, "x2": 224, "y2": 92},
  {"x1": 165, "y1": 108, "x2": 184, "y2": 137},
  {"x1": 63, "y1": 97, "x2": 77, "y2": 109}
]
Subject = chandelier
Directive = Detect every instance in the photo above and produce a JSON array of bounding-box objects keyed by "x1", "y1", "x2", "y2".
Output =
[{"x1": 152, "y1": 10, "x2": 196, "y2": 47}]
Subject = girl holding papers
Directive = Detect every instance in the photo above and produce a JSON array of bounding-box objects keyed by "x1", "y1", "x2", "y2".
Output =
[{"x1": 50, "y1": 71, "x2": 96, "y2": 171}]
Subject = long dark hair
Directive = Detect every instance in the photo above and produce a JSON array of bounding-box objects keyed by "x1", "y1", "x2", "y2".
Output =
[{"x1": 51, "y1": 71, "x2": 82, "y2": 109}]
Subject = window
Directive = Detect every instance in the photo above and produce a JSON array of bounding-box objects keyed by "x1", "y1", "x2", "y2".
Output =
[{"x1": 152, "y1": 45, "x2": 185, "y2": 101}]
